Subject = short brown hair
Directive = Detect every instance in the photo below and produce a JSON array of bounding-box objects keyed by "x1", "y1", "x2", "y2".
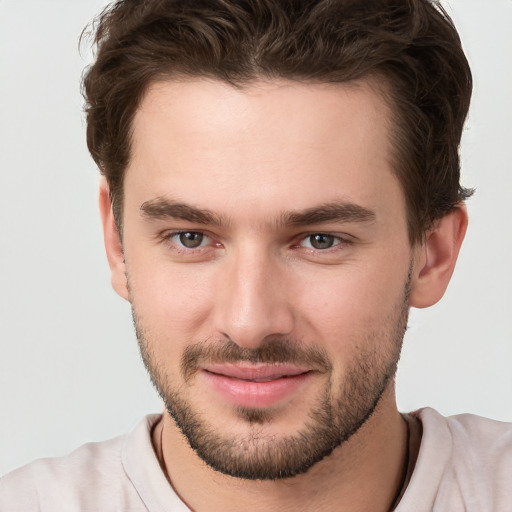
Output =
[{"x1": 82, "y1": 0, "x2": 473, "y2": 244}]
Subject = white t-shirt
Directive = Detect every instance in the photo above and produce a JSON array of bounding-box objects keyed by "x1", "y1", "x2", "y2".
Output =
[{"x1": 1, "y1": 408, "x2": 511, "y2": 511}]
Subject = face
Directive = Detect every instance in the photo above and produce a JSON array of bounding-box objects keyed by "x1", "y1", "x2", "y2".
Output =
[{"x1": 118, "y1": 79, "x2": 417, "y2": 479}]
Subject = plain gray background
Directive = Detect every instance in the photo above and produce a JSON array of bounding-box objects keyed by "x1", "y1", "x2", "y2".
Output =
[{"x1": 1, "y1": 0, "x2": 511, "y2": 476}]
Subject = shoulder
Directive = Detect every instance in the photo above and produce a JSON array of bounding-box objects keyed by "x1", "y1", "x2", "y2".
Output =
[
  {"x1": 417, "y1": 407, "x2": 512, "y2": 465},
  {"x1": 399, "y1": 408, "x2": 512, "y2": 512},
  {"x1": 432, "y1": 408, "x2": 512, "y2": 496},
  {"x1": 0, "y1": 415, "x2": 161, "y2": 512}
]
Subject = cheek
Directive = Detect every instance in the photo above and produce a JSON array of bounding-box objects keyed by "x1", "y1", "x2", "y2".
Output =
[
  {"x1": 127, "y1": 258, "x2": 217, "y2": 338},
  {"x1": 293, "y1": 262, "x2": 408, "y2": 345}
]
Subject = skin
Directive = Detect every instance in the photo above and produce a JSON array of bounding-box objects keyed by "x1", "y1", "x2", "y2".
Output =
[{"x1": 100, "y1": 79, "x2": 467, "y2": 511}]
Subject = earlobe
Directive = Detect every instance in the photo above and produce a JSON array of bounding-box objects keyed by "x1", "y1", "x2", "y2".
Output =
[
  {"x1": 99, "y1": 180, "x2": 129, "y2": 301},
  {"x1": 409, "y1": 205, "x2": 468, "y2": 308}
]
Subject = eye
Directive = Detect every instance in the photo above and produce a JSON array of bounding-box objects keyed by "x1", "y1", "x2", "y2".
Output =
[
  {"x1": 159, "y1": 229, "x2": 221, "y2": 260},
  {"x1": 174, "y1": 231, "x2": 208, "y2": 249},
  {"x1": 301, "y1": 233, "x2": 339, "y2": 250}
]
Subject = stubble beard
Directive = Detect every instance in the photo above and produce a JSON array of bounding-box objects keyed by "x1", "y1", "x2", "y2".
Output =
[{"x1": 133, "y1": 273, "x2": 411, "y2": 481}]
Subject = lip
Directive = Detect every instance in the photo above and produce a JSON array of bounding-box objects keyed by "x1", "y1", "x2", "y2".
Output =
[{"x1": 201, "y1": 364, "x2": 313, "y2": 408}]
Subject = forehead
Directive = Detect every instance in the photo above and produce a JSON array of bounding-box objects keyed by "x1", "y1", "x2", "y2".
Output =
[
  {"x1": 125, "y1": 78, "x2": 404, "y2": 228},
  {"x1": 133, "y1": 78, "x2": 391, "y2": 157}
]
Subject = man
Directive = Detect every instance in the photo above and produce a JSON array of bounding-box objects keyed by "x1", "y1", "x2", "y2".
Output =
[{"x1": 1, "y1": 0, "x2": 511, "y2": 510}]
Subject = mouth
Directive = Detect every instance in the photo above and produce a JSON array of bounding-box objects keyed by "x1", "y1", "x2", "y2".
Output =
[
  {"x1": 200, "y1": 363, "x2": 314, "y2": 408},
  {"x1": 205, "y1": 363, "x2": 310, "y2": 380}
]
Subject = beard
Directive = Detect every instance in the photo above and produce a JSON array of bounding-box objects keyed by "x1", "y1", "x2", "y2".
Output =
[{"x1": 133, "y1": 272, "x2": 411, "y2": 481}]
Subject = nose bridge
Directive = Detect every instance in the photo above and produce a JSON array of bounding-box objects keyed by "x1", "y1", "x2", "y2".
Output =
[{"x1": 214, "y1": 242, "x2": 293, "y2": 348}]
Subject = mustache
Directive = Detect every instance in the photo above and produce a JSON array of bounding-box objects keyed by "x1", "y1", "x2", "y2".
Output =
[{"x1": 181, "y1": 337, "x2": 332, "y2": 382}]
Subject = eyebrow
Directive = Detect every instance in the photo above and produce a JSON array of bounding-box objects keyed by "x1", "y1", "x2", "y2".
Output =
[
  {"x1": 140, "y1": 197, "x2": 224, "y2": 226},
  {"x1": 140, "y1": 197, "x2": 375, "y2": 228},
  {"x1": 281, "y1": 202, "x2": 376, "y2": 226}
]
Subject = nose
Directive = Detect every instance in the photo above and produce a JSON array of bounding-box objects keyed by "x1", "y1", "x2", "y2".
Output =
[{"x1": 212, "y1": 245, "x2": 295, "y2": 349}]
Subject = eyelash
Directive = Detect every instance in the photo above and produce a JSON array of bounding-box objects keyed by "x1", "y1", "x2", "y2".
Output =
[
  {"x1": 160, "y1": 231, "x2": 214, "y2": 252},
  {"x1": 297, "y1": 233, "x2": 350, "y2": 251},
  {"x1": 160, "y1": 230, "x2": 352, "y2": 254}
]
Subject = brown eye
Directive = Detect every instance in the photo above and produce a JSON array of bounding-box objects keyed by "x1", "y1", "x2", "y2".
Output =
[
  {"x1": 179, "y1": 232, "x2": 204, "y2": 248},
  {"x1": 308, "y1": 234, "x2": 335, "y2": 249}
]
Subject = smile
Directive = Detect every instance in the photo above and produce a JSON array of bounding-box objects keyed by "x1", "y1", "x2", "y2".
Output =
[{"x1": 200, "y1": 364, "x2": 313, "y2": 408}]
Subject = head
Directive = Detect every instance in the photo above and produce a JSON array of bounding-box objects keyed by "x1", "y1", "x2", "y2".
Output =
[
  {"x1": 85, "y1": 0, "x2": 471, "y2": 480},
  {"x1": 84, "y1": 0, "x2": 473, "y2": 245}
]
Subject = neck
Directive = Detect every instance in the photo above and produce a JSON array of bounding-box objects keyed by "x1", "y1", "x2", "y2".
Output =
[{"x1": 153, "y1": 385, "x2": 408, "y2": 512}]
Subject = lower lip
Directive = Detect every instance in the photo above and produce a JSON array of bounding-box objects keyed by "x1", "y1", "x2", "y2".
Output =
[{"x1": 201, "y1": 370, "x2": 312, "y2": 409}]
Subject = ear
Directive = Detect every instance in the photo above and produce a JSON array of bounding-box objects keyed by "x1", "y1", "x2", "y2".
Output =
[
  {"x1": 99, "y1": 179, "x2": 129, "y2": 301},
  {"x1": 410, "y1": 205, "x2": 468, "y2": 308}
]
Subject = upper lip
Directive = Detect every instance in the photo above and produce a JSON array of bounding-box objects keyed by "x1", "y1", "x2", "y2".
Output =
[{"x1": 203, "y1": 363, "x2": 311, "y2": 381}]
